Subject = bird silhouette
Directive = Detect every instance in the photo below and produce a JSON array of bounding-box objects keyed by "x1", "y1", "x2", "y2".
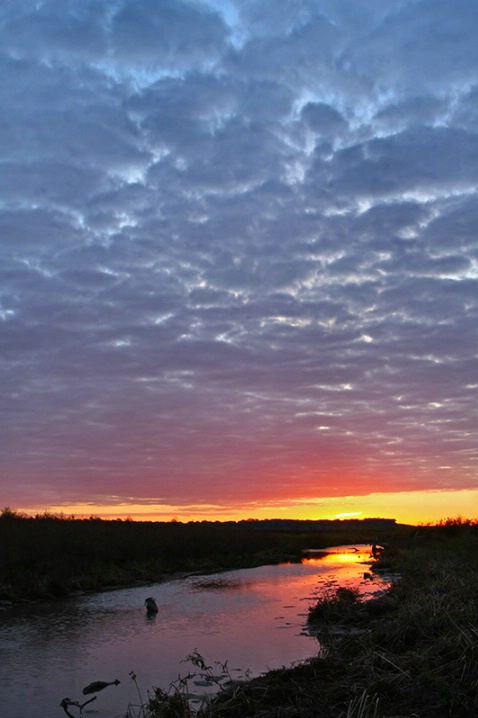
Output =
[
  {"x1": 144, "y1": 596, "x2": 159, "y2": 614},
  {"x1": 82, "y1": 679, "x2": 120, "y2": 695}
]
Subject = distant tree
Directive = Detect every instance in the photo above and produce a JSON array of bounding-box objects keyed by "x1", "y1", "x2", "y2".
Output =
[{"x1": 0, "y1": 507, "x2": 26, "y2": 520}]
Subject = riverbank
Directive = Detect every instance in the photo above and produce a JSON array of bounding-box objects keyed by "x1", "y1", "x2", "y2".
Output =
[
  {"x1": 137, "y1": 518, "x2": 478, "y2": 718},
  {"x1": 0, "y1": 510, "x2": 409, "y2": 604},
  {"x1": 2, "y1": 543, "x2": 379, "y2": 718}
]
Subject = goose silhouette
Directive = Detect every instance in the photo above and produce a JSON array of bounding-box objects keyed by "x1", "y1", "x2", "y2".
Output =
[
  {"x1": 82, "y1": 679, "x2": 120, "y2": 695},
  {"x1": 144, "y1": 597, "x2": 159, "y2": 614}
]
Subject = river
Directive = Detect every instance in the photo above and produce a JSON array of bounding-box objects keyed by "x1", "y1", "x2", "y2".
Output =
[{"x1": 0, "y1": 545, "x2": 387, "y2": 718}]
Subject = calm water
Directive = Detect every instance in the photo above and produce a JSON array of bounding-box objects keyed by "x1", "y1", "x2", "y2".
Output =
[{"x1": 0, "y1": 545, "x2": 385, "y2": 718}]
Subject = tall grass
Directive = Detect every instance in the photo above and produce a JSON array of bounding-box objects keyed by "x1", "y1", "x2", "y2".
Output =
[
  {"x1": 7, "y1": 510, "x2": 475, "y2": 716},
  {"x1": 0, "y1": 511, "x2": 288, "y2": 601},
  {"x1": 0, "y1": 509, "x2": 408, "y2": 602},
  {"x1": 184, "y1": 519, "x2": 478, "y2": 718},
  {"x1": 95, "y1": 518, "x2": 478, "y2": 718}
]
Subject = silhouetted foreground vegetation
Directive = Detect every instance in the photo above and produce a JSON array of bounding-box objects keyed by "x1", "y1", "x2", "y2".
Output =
[{"x1": 0, "y1": 508, "x2": 405, "y2": 603}]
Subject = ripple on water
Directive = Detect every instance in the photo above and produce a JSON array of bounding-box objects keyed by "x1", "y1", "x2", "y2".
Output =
[{"x1": 0, "y1": 545, "x2": 387, "y2": 718}]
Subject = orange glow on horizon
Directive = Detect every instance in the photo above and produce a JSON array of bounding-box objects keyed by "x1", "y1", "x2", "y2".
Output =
[{"x1": 15, "y1": 488, "x2": 478, "y2": 525}]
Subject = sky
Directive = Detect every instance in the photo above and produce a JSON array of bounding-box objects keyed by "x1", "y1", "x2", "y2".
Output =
[{"x1": 1, "y1": 0, "x2": 477, "y2": 525}]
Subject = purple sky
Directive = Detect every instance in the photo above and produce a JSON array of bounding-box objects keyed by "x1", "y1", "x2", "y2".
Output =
[{"x1": 1, "y1": 0, "x2": 477, "y2": 520}]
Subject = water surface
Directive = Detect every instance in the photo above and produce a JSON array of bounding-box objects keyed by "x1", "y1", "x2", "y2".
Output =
[{"x1": 0, "y1": 545, "x2": 384, "y2": 718}]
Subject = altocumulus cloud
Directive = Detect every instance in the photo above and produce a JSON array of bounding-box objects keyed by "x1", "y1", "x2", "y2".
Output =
[{"x1": 1, "y1": 0, "x2": 477, "y2": 514}]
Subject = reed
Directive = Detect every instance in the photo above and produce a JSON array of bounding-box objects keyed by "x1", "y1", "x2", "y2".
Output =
[
  {"x1": 0, "y1": 509, "x2": 408, "y2": 602},
  {"x1": 97, "y1": 518, "x2": 478, "y2": 717},
  {"x1": 307, "y1": 586, "x2": 365, "y2": 624},
  {"x1": 186, "y1": 519, "x2": 478, "y2": 717}
]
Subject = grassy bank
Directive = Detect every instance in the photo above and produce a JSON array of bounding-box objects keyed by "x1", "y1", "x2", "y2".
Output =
[
  {"x1": 4, "y1": 511, "x2": 477, "y2": 715},
  {"x1": 0, "y1": 509, "x2": 407, "y2": 603},
  {"x1": 0, "y1": 510, "x2": 294, "y2": 602},
  {"x1": 190, "y1": 518, "x2": 478, "y2": 718}
]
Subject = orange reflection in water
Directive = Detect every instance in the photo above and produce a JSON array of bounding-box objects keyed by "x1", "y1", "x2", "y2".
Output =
[
  {"x1": 325, "y1": 551, "x2": 363, "y2": 563},
  {"x1": 0, "y1": 542, "x2": 389, "y2": 718},
  {"x1": 303, "y1": 545, "x2": 379, "y2": 596}
]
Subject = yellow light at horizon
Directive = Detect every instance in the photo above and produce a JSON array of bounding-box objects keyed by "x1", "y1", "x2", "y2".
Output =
[{"x1": 15, "y1": 488, "x2": 478, "y2": 525}]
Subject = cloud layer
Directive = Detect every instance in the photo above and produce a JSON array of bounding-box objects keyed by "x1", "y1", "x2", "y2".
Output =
[{"x1": 1, "y1": 0, "x2": 477, "y2": 514}]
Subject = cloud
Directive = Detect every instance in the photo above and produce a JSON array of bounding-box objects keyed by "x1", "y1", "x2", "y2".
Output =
[
  {"x1": 1, "y1": 0, "x2": 477, "y2": 515},
  {"x1": 111, "y1": 0, "x2": 229, "y2": 71}
]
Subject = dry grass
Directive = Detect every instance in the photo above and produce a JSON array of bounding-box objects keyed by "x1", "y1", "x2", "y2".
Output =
[
  {"x1": 130, "y1": 520, "x2": 478, "y2": 718},
  {"x1": 199, "y1": 526, "x2": 478, "y2": 717}
]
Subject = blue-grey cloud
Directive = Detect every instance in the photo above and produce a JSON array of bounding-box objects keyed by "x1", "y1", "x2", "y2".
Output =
[{"x1": 1, "y1": 0, "x2": 477, "y2": 513}]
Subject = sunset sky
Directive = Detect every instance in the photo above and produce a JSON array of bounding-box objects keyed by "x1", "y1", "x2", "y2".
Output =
[{"x1": 1, "y1": 0, "x2": 477, "y2": 525}]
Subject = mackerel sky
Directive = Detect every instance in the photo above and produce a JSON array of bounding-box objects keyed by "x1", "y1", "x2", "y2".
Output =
[{"x1": 1, "y1": 0, "x2": 477, "y2": 519}]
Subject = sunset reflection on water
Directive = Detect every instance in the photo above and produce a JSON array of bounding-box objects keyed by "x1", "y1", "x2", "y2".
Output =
[
  {"x1": 301, "y1": 545, "x2": 385, "y2": 601},
  {"x1": 0, "y1": 544, "x2": 385, "y2": 718}
]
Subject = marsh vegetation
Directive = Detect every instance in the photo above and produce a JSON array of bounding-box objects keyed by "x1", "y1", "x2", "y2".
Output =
[
  {"x1": 120, "y1": 518, "x2": 478, "y2": 718},
  {"x1": 3, "y1": 510, "x2": 477, "y2": 716},
  {"x1": 190, "y1": 518, "x2": 478, "y2": 718},
  {"x1": 0, "y1": 509, "x2": 402, "y2": 603}
]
